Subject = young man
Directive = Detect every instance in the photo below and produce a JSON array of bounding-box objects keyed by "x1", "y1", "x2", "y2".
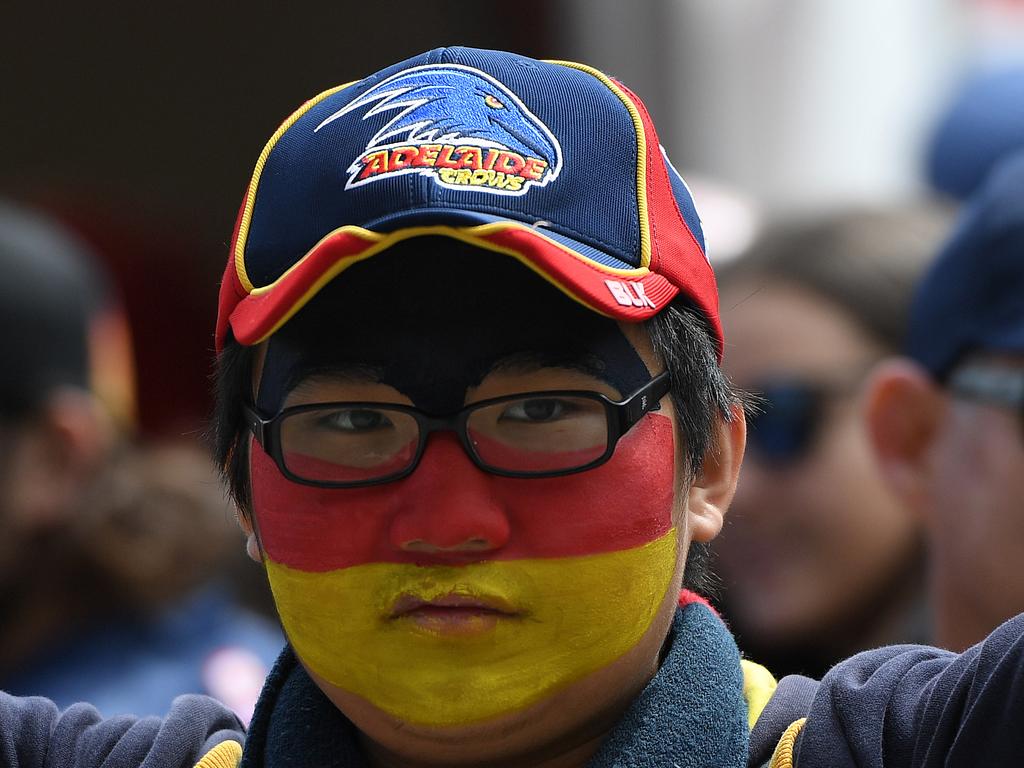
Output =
[
  {"x1": 866, "y1": 151, "x2": 1024, "y2": 653},
  {"x1": 3, "y1": 47, "x2": 1024, "y2": 768},
  {"x1": 212, "y1": 47, "x2": 752, "y2": 767}
]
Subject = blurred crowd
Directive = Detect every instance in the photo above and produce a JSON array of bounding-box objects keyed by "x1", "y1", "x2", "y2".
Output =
[{"x1": 1, "y1": 0, "x2": 1024, "y2": 723}]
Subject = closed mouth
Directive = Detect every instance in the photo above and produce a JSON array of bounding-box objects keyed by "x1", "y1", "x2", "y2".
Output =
[{"x1": 389, "y1": 592, "x2": 520, "y2": 620}]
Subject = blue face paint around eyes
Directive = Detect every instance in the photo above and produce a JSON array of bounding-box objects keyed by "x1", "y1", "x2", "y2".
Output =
[{"x1": 256, "y1": 238, "x2": 653, "y2": 415}]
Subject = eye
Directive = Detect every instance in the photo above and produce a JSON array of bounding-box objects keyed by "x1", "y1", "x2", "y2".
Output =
[
  {"x1": 317, "y1": 408, "x2": 394, "y2": 432},
  {"x1": 499, "y1": 398, "x2": 571, "y2": 423},
  {"x1": 484, "y1": 94, "x2": 504, "y2": 109}
]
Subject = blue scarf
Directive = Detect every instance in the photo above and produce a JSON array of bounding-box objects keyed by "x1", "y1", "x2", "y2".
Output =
[{"x1": 241, "y1": 603, "x2": 749, "y2": 767}]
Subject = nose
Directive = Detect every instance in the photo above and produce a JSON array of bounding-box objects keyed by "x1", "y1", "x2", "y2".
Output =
[{"x1": 389, "y1": 433, "x2": 511, "y2": 557}]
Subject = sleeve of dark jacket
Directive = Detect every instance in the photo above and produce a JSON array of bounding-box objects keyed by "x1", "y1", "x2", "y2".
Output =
[
  {"x1": 0, "y1": 692, "x2": 244, "y2": 768},
  {"x1": 793, "y1": 612, "x2": 1024, "y2": 767}
]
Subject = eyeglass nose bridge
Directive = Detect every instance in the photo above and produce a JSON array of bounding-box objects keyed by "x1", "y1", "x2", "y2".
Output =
[{"x1": 411, "y1": 410, "x2": 481, "y2": 471}]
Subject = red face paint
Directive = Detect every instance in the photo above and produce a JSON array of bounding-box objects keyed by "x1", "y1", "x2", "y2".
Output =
[{"x1": 251, "y1": 413, "x2": 676, "y2": 571}]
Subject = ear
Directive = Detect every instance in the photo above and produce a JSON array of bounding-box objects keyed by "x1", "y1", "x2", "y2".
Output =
[
  {"x1": 862, "y1": 358, "x2": 944, "y2": 517},
  {"x1": 686, "y1": 402, "x2": 746, "y2": 543},
  {"x1": 235, "y1": 436, "x2": 264, "y2": 564},
  {"x1": 236, "y1": 507, "x2": 264, "y2": 563},
  {"x1": 11, "y1": 388, "x2": 112, "y2": 527}
]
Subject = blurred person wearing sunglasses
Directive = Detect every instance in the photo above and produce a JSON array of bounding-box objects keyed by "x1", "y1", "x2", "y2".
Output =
[
  {"x1": 867, "y1": 151, "x2": 1024, "y2": 653},
  {"x1": 7, "y1": 48, "x2": 1024, "y2": 768},
  {"x1": 714, "y1": 208, "x2": 951, "y2": 678}
]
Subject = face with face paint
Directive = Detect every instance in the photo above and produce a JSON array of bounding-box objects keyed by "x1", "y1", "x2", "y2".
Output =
[{"x1": 243, "y1": 240, "x2": 729, "y2": 766}]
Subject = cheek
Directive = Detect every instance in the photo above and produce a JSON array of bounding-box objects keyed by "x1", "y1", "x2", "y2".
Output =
[
  {"x1": 251, "y1": 415, "x2": 676, "y2": 571},
  {"x1": 496, "y1": 414, "x2": 677, "y2": 556},
  {"x1": 250, "y1": 439, "x2": 400, "y2": 571}
]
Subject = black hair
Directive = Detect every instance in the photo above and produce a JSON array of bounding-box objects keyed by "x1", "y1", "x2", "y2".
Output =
[{"x1": 212, "y1": 296, "x2": 739, "y2": 594}]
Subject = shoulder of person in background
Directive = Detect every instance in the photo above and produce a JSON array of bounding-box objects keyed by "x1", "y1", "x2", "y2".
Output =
[{"x1": 3, "y1": 583, "x2": 281, "y2": 723}]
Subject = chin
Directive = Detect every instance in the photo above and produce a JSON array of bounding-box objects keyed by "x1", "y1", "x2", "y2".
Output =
[
  {"x1": 302, "y1": 587, "x2": 680, "y2": 766},
  {"x1": 311, "y1": 670, "x2": 586, "y2": 766}
]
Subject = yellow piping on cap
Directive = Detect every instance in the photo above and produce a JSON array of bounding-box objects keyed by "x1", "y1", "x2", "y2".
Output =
[
  {"x1": 234, "y1": 81, "x2": 357, "y2": 293},
  {"x1": 544, "y1": 59, "x2": 651, "y2": 269},
  {"x1": 243, "y1": 221, "x2": 654, "y2": 345}
]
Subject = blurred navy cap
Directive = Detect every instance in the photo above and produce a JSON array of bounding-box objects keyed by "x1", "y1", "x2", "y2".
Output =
[
  {"x1": 907, "y1": 151, "x2": 1024, "y2": 378},
  {"x1": 926, "y1": 64, "x2": 1024, "y2": 201}
]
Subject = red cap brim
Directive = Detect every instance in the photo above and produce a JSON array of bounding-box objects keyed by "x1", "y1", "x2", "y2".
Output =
[{"x1": 219, "y1": 221, "x2": 680, "y2": 352}]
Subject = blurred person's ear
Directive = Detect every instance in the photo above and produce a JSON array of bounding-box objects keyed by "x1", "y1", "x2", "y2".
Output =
[
  {"x1": 863, "y1": 359, "x2": 943, "y2": 517},
  {"x1": 686, "y1": 403, "x2": 746, "y2": 543},
  {"x1": 8, "y1": 388, "x2": 112, "y2": 527}
]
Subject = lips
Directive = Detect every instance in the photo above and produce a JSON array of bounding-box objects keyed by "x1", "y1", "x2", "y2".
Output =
[{"x1": 390, "y1": 592, "x2": 521, "y2": 636}]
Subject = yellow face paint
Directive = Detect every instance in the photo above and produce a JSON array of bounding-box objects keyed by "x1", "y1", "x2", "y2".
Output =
[{"x1": 265, "y1": 529, "x2": 677, "y2": 726}]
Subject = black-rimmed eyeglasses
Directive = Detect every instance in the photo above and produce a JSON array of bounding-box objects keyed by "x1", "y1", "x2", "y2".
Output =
[{"x1": 243, "y1": 371, "x2": 671, "y2": 487}]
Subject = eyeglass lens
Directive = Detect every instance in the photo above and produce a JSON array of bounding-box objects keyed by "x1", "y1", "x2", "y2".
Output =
[
  {"x1": 467, "y1": 395, "x2": 609, "y2": 472},
  {"x1": 280, "y1": 407, "x2": 420, "y2": 483}
]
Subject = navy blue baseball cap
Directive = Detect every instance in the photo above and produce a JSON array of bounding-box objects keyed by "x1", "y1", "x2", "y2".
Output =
[
  {"x1": 926, "y1": 64, "x2": 1024, "y2": 201},
  {"x1": 216, "y1": 47, "x2": 719, "y2": 355},
  {"x1": 906, "y1": 150, "x2": 1024, "y2": 378}
]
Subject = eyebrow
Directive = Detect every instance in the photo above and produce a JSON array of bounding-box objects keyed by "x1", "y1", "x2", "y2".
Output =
[
  {"x1": 487, "y1": 352, "x2": 607, "y2": 378},
  {"x1": 287, "y1": 363, "x2": 385, "y2": 394}
]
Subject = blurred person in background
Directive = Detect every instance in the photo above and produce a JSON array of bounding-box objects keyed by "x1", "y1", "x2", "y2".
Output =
[
  {"x1": 714, "y1": 208, "x2": 951, "y2": 678},
  {"x1": 866, "y1": 152, "x2": 1024, "y2": 652},
  {"x1": 0, "y1": 200, "x2": 280, "y2": 722}
]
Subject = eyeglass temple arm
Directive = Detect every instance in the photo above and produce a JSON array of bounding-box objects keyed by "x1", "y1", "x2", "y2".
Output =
[
  {"x1": 241, "y1": 404, "x2": 270, "y2": 447},
  {"x1": 617, "y1": 372, "x2": 672, "y2": 431}
]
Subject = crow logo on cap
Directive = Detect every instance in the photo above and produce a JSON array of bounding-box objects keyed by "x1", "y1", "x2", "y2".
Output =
[{"x1": 315, "y1": 64, "x2": 563, "y2": 196}]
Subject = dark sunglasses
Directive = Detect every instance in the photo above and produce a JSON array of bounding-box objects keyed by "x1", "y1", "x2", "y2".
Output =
[{"x1": 745, "y1": 379, "x2": 854, "y2": 465}]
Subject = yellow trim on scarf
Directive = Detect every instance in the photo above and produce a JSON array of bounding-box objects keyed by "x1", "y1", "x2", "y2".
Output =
[
  {"x1": 769, "y1": 718, "x2": 807, "y2": 768},
  {"x1": 544, "y1": 59, "x2": 651, "y2": 269},
  {"x1": 234, "y1": 81, "x2": 357, "y2": 293},
  {"x1": 742, "y1": 659, "x2": 779, "y2": 730},
  {"x1": 192, "y1": 739, "x2": 242, "y2": 768}
]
